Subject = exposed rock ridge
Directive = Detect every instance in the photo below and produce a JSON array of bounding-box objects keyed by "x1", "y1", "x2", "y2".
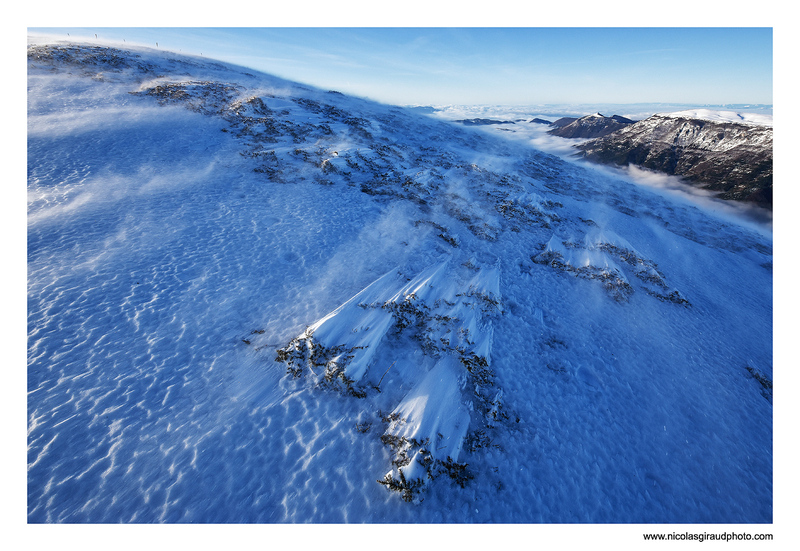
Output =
[{"x1": 574, "y1": 114, "x2": 773, "y2": 208}]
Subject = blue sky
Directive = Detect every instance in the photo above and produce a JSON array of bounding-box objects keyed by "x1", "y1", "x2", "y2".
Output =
[{"x1": 28, "y1": 27, "x2": 773, "y2": 107}]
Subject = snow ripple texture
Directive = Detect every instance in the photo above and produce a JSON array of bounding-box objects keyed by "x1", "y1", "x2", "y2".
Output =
[{"x1": 27, "y1": 40, "x2": 773, "y2": 523}]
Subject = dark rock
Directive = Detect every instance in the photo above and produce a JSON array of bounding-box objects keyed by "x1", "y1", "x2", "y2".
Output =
[
  {"x1": 550, "y1": 117, "x2": 578, "y2": 128},
  {"x1": 548, "y1": 113, "x2": 636, "y2": 139}
]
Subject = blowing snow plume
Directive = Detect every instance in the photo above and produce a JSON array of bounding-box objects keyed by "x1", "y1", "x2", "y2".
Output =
[{"x1": 28, "y1": 38, "x2": 772, "y2": 523}]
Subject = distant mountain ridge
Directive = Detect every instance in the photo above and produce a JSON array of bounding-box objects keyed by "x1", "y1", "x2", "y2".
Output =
[
  {"x1": 454, "y1": 118, "x2": 516, "y2": 126},
  {"x1": 550, "y1": 116, "x2": 578, "y2": 128},
  {"x1": 574, "y1": 113, "x2": 773, "y2": 208},
  {"x1": 454, "y1": 117, "x2": 555, "y2": 126},
  {"x1": 548, "y1": 113, "x2": 636, "y2": 139}
]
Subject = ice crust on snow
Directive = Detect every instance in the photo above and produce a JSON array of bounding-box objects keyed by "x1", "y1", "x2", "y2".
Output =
[
  {"x1": 296, "y1": 268, "x2": 404, "y2": 383},
  {"x1": 386, "y1": 358, "x2": 471, "y2": 474}
]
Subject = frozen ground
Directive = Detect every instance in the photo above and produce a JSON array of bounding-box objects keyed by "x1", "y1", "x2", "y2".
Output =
[{"x1": 27, "y1": 38, "x2": 773, "y2": 524}]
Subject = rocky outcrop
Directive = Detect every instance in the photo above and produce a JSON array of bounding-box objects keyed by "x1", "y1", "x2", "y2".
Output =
[{"x1": 574, "y1": 114, "x2": 773, "y2": 208}]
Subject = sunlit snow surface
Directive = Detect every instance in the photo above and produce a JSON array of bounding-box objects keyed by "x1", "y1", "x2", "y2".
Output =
[
  {"x1": 658, "y1": 109, "x2": 773, "y2": 127},
  {"x1": 27, "y1": 39, "x2": 773, "y2": 523}
]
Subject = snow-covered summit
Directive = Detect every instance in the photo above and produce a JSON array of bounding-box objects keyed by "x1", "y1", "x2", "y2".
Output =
[{"x1": 658, "y1": 108, "x2": 773, "y2": 127}]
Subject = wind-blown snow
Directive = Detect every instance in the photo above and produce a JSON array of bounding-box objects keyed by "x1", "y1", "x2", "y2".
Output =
[{"x1": 27, "y1": 38, "x2": 773, "y2": 524}]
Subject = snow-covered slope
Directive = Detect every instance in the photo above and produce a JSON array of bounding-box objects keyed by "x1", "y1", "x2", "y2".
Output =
[{"x1": 27, "y1": 39, "x2": 773, "y2": 523}]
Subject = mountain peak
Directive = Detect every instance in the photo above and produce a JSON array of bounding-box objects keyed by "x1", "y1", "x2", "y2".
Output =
[{"x1": 547, "y1": 112, "x2": 635, "y2": 139}]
